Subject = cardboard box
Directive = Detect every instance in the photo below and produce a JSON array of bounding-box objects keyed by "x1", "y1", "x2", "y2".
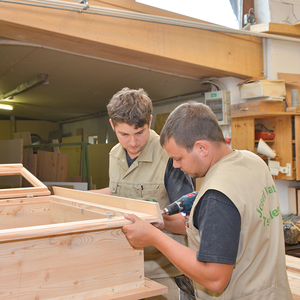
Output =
[{"x1": 239, "y1": 80, "x2": 286, "y2": 100}]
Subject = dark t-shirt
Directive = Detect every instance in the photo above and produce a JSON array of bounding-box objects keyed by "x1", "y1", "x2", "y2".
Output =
[
  {"x1": 193, "y1": 189, "x2": 241, "y2": 265},
  {"x1": 164, "y1": 158, "x2": 195, "y2": 203},
  {"x1": 126, "y1": 152, "x2": 194, "y2": 204}
]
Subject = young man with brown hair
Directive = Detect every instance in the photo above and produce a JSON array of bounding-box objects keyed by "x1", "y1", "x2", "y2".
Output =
[{"x1": 94, "y1": 88, "x2": 195, "y2": 300}]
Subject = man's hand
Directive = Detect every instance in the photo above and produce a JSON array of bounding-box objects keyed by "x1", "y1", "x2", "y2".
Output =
[
  {"x1": 162, "y1": 213, "x2": 187, "y2": 235},
  {"x1": 122, "y1": 214, "x2": 161, "y2": 247}
]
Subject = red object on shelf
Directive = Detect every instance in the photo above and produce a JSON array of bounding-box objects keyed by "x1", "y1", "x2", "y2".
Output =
[{"x1": 255, "y1": 131, "x2": 275, "y2": 140}]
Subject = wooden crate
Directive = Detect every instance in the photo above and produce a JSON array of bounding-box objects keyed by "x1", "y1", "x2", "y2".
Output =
[{"x1": 0, "y1": 164, "x2": 167, "y2": 300}]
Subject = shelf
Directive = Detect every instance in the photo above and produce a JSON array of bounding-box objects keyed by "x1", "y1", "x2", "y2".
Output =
[{"x1": 255, "y1": 140, "x2": 275, "y2": 143}]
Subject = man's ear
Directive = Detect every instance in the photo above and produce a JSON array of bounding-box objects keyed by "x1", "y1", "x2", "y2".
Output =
[
  {"x1": 149, "y1": 115, "x2": 153, "y2": 128},
  {"x1": 109, "y1": 119, "x2": 115, "y2": 131},
  {"x1": 195, "y1": 141, "x2": 208, "y2": 156}
]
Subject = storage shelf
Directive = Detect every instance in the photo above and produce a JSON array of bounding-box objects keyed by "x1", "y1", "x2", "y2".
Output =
[{"x1": 255, "y1": 139, "x2": 275, "y2": 143}]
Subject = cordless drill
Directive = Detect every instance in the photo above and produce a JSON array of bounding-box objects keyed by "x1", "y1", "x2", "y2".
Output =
[{"x1": 162, "y1": 191, "x2": 198, "y2": 216}]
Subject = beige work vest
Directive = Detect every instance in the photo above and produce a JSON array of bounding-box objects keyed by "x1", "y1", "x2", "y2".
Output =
[
  {"x1": 186, "y1": 150, "x2": 293, "y2": 300},
  {"x1": 109, "y1": 129, "x2": 186, "y2": 279}
]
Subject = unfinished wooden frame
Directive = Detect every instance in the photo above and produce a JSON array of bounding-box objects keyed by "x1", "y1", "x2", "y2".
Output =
[{"x1": 0, "y1": 164, "x2": 166, "y2": 299}]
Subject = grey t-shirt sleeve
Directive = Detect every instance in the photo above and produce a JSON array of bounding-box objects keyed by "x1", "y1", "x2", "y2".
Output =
[
  {"x1": 164, "y1": 158, "x2": 195, "y2": 203},
  {"x1": 193, "y1": 189, "x2": 241, "y2": 265}
]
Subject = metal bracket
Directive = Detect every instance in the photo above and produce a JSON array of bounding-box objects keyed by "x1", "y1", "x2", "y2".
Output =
[{"x1": 76, "y1": 0, "x2": 89, "y2": 10}]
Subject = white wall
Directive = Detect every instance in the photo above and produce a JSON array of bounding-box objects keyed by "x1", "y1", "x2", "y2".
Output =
[{"x1": 253, "y1": 0, "x2": 300, "y2": 213}]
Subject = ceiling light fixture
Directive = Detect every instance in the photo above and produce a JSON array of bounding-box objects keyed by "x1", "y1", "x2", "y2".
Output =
[
  {"x1": 0, "y1": 74, "x2": 49, "y2": 101},
  {"x1": 0, "y1": 103, "x2": 14, "y2": 110}
]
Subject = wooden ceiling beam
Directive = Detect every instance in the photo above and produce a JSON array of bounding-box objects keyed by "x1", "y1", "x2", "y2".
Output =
[{"x1": 0, "y1": 0, "x2": 263, "y2": 79}]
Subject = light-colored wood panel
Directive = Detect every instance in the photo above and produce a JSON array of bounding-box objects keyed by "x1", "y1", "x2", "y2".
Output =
[
  {"x1": 0, "y1": 1, "x2": 263, "y2": 79},
  {"x1": 0, "y1": 165, "x2": 166, "y2": 299},
  {"x1": 274, "y1": 116, "x2": 294, "y2": 180},
  {"x1": 295, "y1": 116, "x2": 300, "y2": 181},
  {"x1": 251, "y1": 22, "x2": 300, "y2": 38},
  {"x1": 49, "y1": 197, "x2": 153, "y2": 224},
  {"x1": 53, "y1": 186, "x2": 163, "y2": 222},
  {"x1": 37, "y1": 150, "x2": 68, "y2": 182},
  {"x1": 0, "y1": 164, "x2": 50, "y2": 198},
  {"x1": 231, "y1": 101, "x2": 286, "y2": 118},
  {"x1": 0, "y1": 229, "x2": 144, "y2": 299},
  {"x1": 286, "y1": 255, "x2": 300, "y2": 300},
  {"x1": 0, "y1": 202, "x2": 50, "y2": 229},
  {"x1": 49, "y1": 200, "x2": 107, "y2": 223},
  {"x1": 231, "y1": 117, "x2": 255, "y2": 151},
  {"x1": 60, "y1": 135, "x2": 82, "y2": 182}
]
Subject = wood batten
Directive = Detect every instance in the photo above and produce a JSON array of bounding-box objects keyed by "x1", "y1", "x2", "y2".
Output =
[{"x1": 0, "y1": 0, "x2": 263, "y2": 79}]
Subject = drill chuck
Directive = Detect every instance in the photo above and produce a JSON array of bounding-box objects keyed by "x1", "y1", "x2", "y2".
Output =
[{"x1": 162, "y1": 191, "x2": 198, "y2": 216}]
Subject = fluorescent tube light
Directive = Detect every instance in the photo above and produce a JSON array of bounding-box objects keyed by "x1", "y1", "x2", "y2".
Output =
[{"x1": 0, "y1": 104, "x2": 13, "y2": 110}]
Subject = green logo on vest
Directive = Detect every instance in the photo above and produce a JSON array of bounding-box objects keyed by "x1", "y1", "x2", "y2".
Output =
[{"x1": 256, "y1": 185, "x2": 279, "y2": 226}]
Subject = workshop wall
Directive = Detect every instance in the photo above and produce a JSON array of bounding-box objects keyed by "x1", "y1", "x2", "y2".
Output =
[{"x1": 0, "y1": 120, "x2": 12, "y2": 140}]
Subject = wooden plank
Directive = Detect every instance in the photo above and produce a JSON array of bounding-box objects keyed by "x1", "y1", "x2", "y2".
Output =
[
  {"x1": 286, "y1": 255, "x2": 300, "y2": 274},
  {"x1": 295, "y1": 116, "x2": 300, "y2": 181},
  {"x1": 274, "y1": 116, "x2": 294, "y2": 180},
  {"x1": 0, "y1": 164, "x2": 50, "y2": 199},
  {"x1": 60, "y1": 136, "x2": 82, "y2": 182},
  {"x1": 53, "y1": 186, "x2": 163, "y2": 222},
  {"x1": 37, "y1": 150, "x2": 68, "y2": 182},
  {"x1": 231, "y1": 117, "x2": 255, "y2": 151},
  {"x1": 251, "y1": 22, "x2": 300, "y2": 38},
  {"x1": 278, "y1": 73, "x2": 300, "y2": 108},
  {"x1": 49, "y1": 197, "x2": 152, "y2": 224},
  {"x1": 49, "y1": 200, "x2": 107, "y2": 223},
  {"x1": 0, "y1": 211, "x2": 158, "y2": 243},
  {"x1": 289, "y1": 187, "x2": 298, "y2": 214},
  {"x1": 52, "y1": 278, "x2": 168, "y2": 300},
  {"x1": 0, "y1": 1, "x2": 263, "y2": 79},
  {"x1": 286, "y1": 255, "x2": 300, "y2": 300},
  {"x1": 0, "y1": 187, "x2": 50, "y2": 199},
  {"x1": 230, "y1": 101, "x2": 286, "y2": 118},
  {"x1": 0, "y1": 229, "x2": 145, "y2": 299},
  {"x1": 22, "y1": 153, "x2": 37, "y2": 187},
  {"x1": 43, "y1": 181, "x2": 87, "y2": 191},
  {"x1": 47, "y1": 184, "x2": 74, "y2": 195},
  {"x1": 0, "y1": 201, "x2": 50, "y2": 230},
  {"x1": 288, "y1": 270, "x2": 300, "y2": 300}
]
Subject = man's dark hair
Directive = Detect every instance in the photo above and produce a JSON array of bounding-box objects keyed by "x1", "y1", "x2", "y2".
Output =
[{"x1": 160, "y1": 101, "x2": 226, "y2": 151}]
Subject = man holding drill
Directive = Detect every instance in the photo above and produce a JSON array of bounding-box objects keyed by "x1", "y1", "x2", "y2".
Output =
[
  {"x1": 94, "y1": 88, "x2": 195, "y2": 299},
  {"x1": 122, "y1": 101, "x2": 293, "y2": 300}
]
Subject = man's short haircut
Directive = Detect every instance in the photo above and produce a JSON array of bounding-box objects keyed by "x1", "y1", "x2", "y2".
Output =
[
  {"x1": 107, "y1": 87, "x2": 153, "y2": 129},
  {"x1": 160, "y1": 101, "x2": 226, "y2": 151}
]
